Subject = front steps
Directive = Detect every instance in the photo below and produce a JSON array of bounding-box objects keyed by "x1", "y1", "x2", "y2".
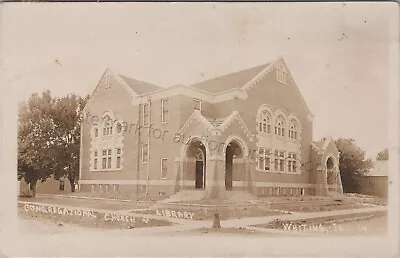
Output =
[
  {"x1": 327, "y1": 190, "x2": 345, "y2": 200},
  {"x1": 159, "y1": 190, "x2": 205, "y2": 203},
  {"x1": 225, "y1": 190, "x2": 258, "y2": 202}
]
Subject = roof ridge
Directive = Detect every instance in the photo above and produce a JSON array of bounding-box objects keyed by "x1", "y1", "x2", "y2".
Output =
[
  {"x1": 118, "y1": 74, "x2": 163, "y2": 95},
  {"x1": 191, "y1": 62, "x2": 270, "y2": 86},
  {"x1": 118, "y1": 74, "x2": 162, "y2": 87},
  {"x1": 189, "y1": 62, "x2": 271, "y2": 94}
]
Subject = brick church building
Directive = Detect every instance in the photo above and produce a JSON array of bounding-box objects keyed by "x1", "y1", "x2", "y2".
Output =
[{"x1": 78, "y1": 57, "x2": 343, "y2": 199}]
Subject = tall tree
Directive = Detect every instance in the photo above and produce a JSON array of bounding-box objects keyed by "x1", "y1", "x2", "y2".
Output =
[
  {"x1": 335, "y1": 138, "x2": 373, "y2": 193},
  {"x1": 51, "y1": 94, "x2": 88, "y2": 192},
  {"x1": 18, "y1": 91, "x2": 58, "y2": 197},
  {"x1": 376, "y1": 148, "x2": 389, "y2": 160}
]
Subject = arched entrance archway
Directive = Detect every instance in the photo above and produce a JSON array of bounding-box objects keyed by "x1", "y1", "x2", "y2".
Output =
[
  {"x1": 186, "y1": 140, "x2": 207, "y2": 189},
  {"x1": 326, "y1": 156, "x2": 336, "y2": 186},
  {"x1": 225, "y1": 140, "x2": 243, "y2": 191}
]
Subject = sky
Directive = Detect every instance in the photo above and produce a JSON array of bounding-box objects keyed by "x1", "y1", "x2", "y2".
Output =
[{"x1": 1, "y1": 2, "x2": 397, "y2": 158}]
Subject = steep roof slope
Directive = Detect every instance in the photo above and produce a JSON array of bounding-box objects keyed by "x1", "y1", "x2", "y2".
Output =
[
  {"x1": 118, "y1": 74, "x2": 163, "y2": 95},
  {"x1": 190, "y1": 63, "x2": 270, "y2": 93},
  {"x1": 367, "y1": 160, "x2": 388, "y2": 177}
]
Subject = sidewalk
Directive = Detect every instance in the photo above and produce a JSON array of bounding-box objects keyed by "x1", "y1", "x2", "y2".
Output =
[
  {"x1": 221, "y1": 205, "x2": 387, "y2": 228},
  {"x1": 25, "y1": 194, "x2": 387, "y2": 236}
]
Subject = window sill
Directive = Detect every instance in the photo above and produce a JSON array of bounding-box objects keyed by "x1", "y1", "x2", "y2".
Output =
[
  {"x1": 274, "y1": 135, "x2": 286, "y2": 140},
  {"x1": 256, "y1": 169, "x2": 301, "y2": 175},
  {"x1": 91, "y1": 168, "x2": 123, "y2": 172},
  {"x1": 258, "y1": 132, "x2": 272, "y2": 136}
]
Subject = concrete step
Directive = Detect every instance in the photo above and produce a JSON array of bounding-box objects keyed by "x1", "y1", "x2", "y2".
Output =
[
  {"x1": 159, "y1": 190, "x2": 205, "y2": 203},
  {"x1": 225, "y1": 190, "x2": 257, "y2": 202}
]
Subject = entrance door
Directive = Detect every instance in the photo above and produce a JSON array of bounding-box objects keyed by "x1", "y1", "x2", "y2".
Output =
[
  {"x1": 225, "y1": 145, "x2": 233, "y2": 191},
  {"x1": 195, "y1": 149, "x2": 205, "y2": 189},
  {"x1": 195, "y1": 160, "x2": 204, "y2": 189}
]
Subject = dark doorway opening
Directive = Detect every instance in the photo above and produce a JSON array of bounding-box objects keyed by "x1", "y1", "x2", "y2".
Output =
[
  {"x1": 195, "y1": 147, "x2": 206, "y2": 189},
  {"x1": 326, "y1": 157, "x2": 336, "y2": 186},
  {"x1": 186, "y1": 140, "x2": 207, "y2": 190},
  {"x1": 225, "y1": 145, "x2": 233, "y2": 190},
  {"x1": 225, "y1": 141, "x2": 243, "y2": 191}
]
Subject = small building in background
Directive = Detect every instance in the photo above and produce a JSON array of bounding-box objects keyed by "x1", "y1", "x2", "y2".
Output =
[
  {"x1": 358, "y1": 160, "x2": 388, "y2": 198},
  {"x1": 19, "y1": 176, "x2": 72, "y2": 196}
]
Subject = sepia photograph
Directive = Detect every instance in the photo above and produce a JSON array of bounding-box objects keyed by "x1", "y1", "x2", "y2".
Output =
[{"x1": 0, "y1": 2, "x2": 399, "y2": 257}]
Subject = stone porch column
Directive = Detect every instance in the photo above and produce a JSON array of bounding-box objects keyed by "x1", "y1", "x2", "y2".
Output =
[
  {"x1": 315, "y1": 169, "x2": 329, "y2": 196},
  {"x1": 205, "y1": 155, "x2": 226, "y2": 200},
  {"x1": 245, "y1": 158, "x2": 257, "y2": 195},
  {"x1": 173, "y1": 158, "x2": 183, "y2": 193},
  {"x1": 336, "y1": 169, "x2": 344, "y2": 194}
]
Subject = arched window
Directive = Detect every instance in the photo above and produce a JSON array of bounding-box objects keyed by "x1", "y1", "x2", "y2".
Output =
[
  {"x1": 116, "y1": 123, "x2": 122, "y2": 133},
  {"x1": 289, "y1": 119, "x2": 298, "y2": 140},
  {"x1": 275, "y1": 115, "x2": 285, "y2": 137},
  {"x1": 94, "y1": 128, "x2": 99, "y2": 137},
  {"x1": 103, "y1": 116, "x2": 113, "y2": 136},
  {"x1": 259, "y1": 111, "x2": 272, "y2": 133}
]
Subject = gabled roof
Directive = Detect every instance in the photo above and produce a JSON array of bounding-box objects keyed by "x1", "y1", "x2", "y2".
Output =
[
  {"x1": 367, "y1": 160, "x2": 388, "y2": 177},
  {"x1": 312, "y1": 139, "x2": 326, "y2": 150},
  {"x1": 118, "y1": 74, "x2": 163, "y2": 95},
  {"x1": 312, "y1": 138, "x2": 336, "y2": 152},
  {"x1": 180, "y1": 110, "x2": 254, "y2": 141},
  {"x1": 207, "y1": 118, "x2": 226, "y2": 127},
  {"x1": 190, "y1": 63, "x2": 270, "y2": 93}
]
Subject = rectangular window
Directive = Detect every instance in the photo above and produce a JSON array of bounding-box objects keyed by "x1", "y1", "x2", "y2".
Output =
[
  {"x1": 107, "y1": 157, "x2": 112, "y2": 169},
  {"x1": 287, "y1": 153, "x2": 298, "y2": 172},
  {"x1": 161, "y1": 98, "x2": 168, "y2": 123},
  {"x1": 277, "y1": 67, "x2": 287, "y2": 84},
  {"x1": 161, "y1": 158, "x2": 168, "y2": 179},
  {"x1": 102, "y1": 158, "x2": 107, "y2": 169},
  {"x1": 142, "y1": 144, "x2": 148, "y2": 163},
  {"x1": 258, "y1": 156, "x2": 264, "y2": 170},
  {"x1": 102, "y1": 149, "x2": 112, "y2": 169},
  {"x1": 116, "y1": 157, "x2": 121, "y2": 169},
  {"x1": 143, "y1": 103, "x2": 150, "y2": 126},
  {"x1": 257, "y1": 147, "x2": 271, "y2": 172},
  {"x1": 293, "y1": 154, "x2": 297, "y2": 172},
  {"x1": 274, "y1": 150, "x2": 279, "y2": 171},
  {"x1": 193, "y1": 99, "x2": 202, "y2": 111},
  {"x1": 93, "y1": 150, "x2": 98, "y2": 170},
  {"x1": 265, "y1": 149, "x2": 271, "y2": 171},
  {"x1": 116, "y1": 148, "x2": 122, "y2": 169},
  {"x1": 279, "y1": 151, "x2": 285, "y2": 172}
]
